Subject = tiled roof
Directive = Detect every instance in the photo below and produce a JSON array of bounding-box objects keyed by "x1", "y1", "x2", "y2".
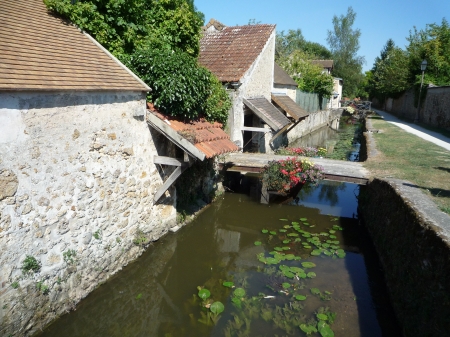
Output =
[
  {"x1": 0, "y1": 0, "x2": 150, "y2": 92},
  {"x1": 243, "y1": 97, "x2": 291, "y2": 132},
  {"x1": 273, "y1": 63, "x2": 298, "y2": 87},
  {"x1": 271, "y1": 94, "x2": 309, "y2": 121},
  {"x1": 199, "y1": 24, "x2": 275, "y2": 83},
  {"x1": 147, "y1": 103, "x2": 239, "y2": 158},
  {"x1": 203, "y1": 18, "x2": 226, "y2": 33},
  {"x1": 311, "y1": 60, "x2": 334, "y2": 69}
]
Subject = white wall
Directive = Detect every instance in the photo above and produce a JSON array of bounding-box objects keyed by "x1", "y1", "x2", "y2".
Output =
[{"x1": 0, "y1": 91, "x2": 177, "y2": 336}]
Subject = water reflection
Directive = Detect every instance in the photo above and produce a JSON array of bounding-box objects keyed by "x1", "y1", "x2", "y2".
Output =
[{"x1": 292, "y1": 181, "x2": 359, "y2": 218}]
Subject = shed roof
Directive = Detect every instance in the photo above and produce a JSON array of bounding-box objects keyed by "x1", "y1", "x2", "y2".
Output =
[
  {"x1": 0, "y1": 0, "x2": 150, "y2": 92},
  {"x1": 147, "y1": 103, "x2": 239, "y2": 159},
  {"x1": 271, "y1": 94, "x2": 309, "y2": 121},
  {"x1": 311, "y1": 60, "x2": 334, "y2": 69},
  {"x1": 199, "y1": 24, "x2": 275, "y2": 83},
  {"x1": 243, "y1": 97, "x2": 291, "y2": 132},
  {"x1": 273, "y1": 63, "x2": 298, "y2": 87}
]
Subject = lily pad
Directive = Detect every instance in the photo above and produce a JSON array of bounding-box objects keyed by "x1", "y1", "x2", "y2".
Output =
[
  {"x1": 282, "y1": 282, "x2": 291, "y2": 289},
  {"x1": 283, "y1": 270, "x2": 295, "y2": 278},
  {"x1": 279, "y1": 229, "x2": 287, "y2": 233},
  {"x1": 300, "y1": 218, "x2": 308, "y2": 221},
  {"x1": 302, "y1": 233, "x2": 311, "y2": 238},
  {"x1": 254, "y1": 241, "x2": 262, "y2": 246},
  {"x1": 283, "y1": 239, "x2": 291, "y2": 244},
  {"x1": 234, "y1": 288, "x2": 246, "y2": 298},
  {"x1": 329, "y1": 230, "x2": 336, "y2": 234},
  {"x1": 318, "y1": 322, "x2": 335, "y2": 337},
  {"x1": 301, "y1": 262, "x2": 316, "y2": 268},
  {"x1": 294, "y1": 238, "x2": 302, "y2": 242},
  {"x1": 317, "y1": 313, "x2": 328, "y2": 321},
  {"x1": 231, "y1": 297, "x2": 241, "y2": 308},
  {"x1": 329, "y1": 235, "x2": 337, "y2": 239},
  {"x1": 300, "y1": 324, "x2": 317, "y2": 334},
  {"x1": 299, "y1": 272, "x2": 307, "y2": 279},
  {"x1": 310, "y1": 288, "x2": 321, "y2": 295},
  {"x1": 285, "y1": 254, "x2": 296, "y2": 260},
  {"x1": 295, "y1": 294, "x2": 307, "y2": 301},
  {"x1": 288, "y1": 233, "x2": 299, "y2": 237},
  {"x1": 283, "y1": 225, "x2": 291, "y2": 229},
  {"x1": 304, "y1": 245, "x2": 312, "y2": 249},
  {"x1": 222, "y1": 281, "x2": 234, "y2": 288},
  {"x1": 262, "y1": 229, "x2": 268, "y2": 234},
  {"x1": 279, "y1": 219, "x2": 288, "y2": 221},
  {"x1": 198, "y1": 288, "x2": 211, "y2": 300},
  {"x1": 311, "y1": 249, "x2": 322, "y2": 256},
  {"x1": 290, "y1": 267, "x2": 304, "y2": 273},
  {"x1": 210, "y1": 301, "x2": 224, "y2": 315},
  {"x1": 274, "y1": 247, "x2": 283, "y2": 251},
  {"x1": 270, "y1": 231, "x2": 277, "y2": 235},
  {"x1": 307, "y1": 272, "x2": 317, "y2": 278},
  {"x1": 282, "y1": 246, "x2": 290, "y2": 250}
]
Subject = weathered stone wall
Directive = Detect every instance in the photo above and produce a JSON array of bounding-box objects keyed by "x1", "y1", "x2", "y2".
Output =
[
  {"x1": 229, "y1": 30, "x2": 275, "y2": 148},
  {"x1": 359, "y1": 178, "x2": 450, "y2": 336},
  {"x1": 0, "y1": 91, "x2": 177, "y2": 336}
]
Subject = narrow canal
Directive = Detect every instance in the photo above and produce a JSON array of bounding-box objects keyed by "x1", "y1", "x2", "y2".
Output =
[{"x1": 36, "y1": 180, "x2": 401, "y2": 337}]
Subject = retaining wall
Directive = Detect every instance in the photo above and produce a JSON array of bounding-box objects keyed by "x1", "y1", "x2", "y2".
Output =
[{"x1": 359, "y1": 178, "x2": 450, "y2": 336}]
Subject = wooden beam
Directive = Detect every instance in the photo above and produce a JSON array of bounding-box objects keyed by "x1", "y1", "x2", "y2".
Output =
[
  {"x1": 241, "y1": 126, "x2": 271, "y2": 133},
  {"x1": 147, "y1": 113, "x2": 206, "y2": 161},
  {"x1": 243, "y1": 98, "x2": 279, "y2": 131},
  {"x1": 154, "y1": 164, "x2": 190, "y2": 203},
  {"x1": 270, "y1": 123, "x2": 291, "y2": 144},
  {"x1": 153, "y1": 156, "x2": 183, "y2": 166}
]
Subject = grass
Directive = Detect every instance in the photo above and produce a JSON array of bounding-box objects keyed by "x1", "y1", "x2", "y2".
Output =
[{"x1": 364, "y1": 117, "x2": 450, "y2": 214}]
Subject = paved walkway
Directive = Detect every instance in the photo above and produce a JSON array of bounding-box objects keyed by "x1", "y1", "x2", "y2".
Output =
[{"x1": 372, "y1": 108, "x2": 450, "y2": 151}]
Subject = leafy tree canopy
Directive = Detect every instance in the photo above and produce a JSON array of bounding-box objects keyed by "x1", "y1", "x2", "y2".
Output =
[
  {"x1": 279, "y1": 50, "x2": 334, "y2": 98},
  {"x1": 327, "y1": 6, "x2": 365, "y2": 98},
  {"x1": 276, "y1": 29, "x2": 331, "y2": 61}
]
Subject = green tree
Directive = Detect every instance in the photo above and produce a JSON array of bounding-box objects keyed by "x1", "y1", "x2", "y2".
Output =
[
  {"x1": 279, "y1": 50, "x2": 333, "y2": 98},
  {"x1": 276, "y1": 29, "x2": 331, "y2": 61},
  {"x1": 327, "y1": 7, "x2": 365, "y2": 98}
]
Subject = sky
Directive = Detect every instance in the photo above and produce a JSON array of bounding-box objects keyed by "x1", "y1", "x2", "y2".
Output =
[{"x1": 194, "y1": 0, "x2": 450, "y2": 72}]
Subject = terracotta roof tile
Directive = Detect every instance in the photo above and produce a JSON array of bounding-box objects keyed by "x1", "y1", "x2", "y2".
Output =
[
  {"x1": 199, "y1": 24, "x2": 275, "y2": 82},
  {"x1": 0, "y1": 0, "x2": 149, "y2": 92},
  {"x1": 147, "y1": 103, "x2": 239, "y2": 158},
  {"x1": 271, "y1": 94, "x2": 309, "y2": 121}
]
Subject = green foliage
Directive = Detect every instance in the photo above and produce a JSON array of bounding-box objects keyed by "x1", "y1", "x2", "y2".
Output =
[
  {"x1": 93, "y1": 229, "x2": 102, "y2": 240},
  {"x1": 44, "y1": 0, "x2": 203, "y2": 57},
  {"x1": 373, "y1": 47, "x2": 410, "y2": 97},
  {"x1": 11, "y1": 281, "x2": 19, "y2": 289},
  {"x1": 276, "y1": 29, "x2": 331, "y2": 61},
  {"x1": 327, "y1": 7, "x2": 365, "y2": 98},
  {"x1": 204, "y1": 73, "x2": 232, "y2": 125},
  {"x1": 63, "y1": 249, "x2": 77, "y2": 265},
  {"x1": 133, "y1": 228, "x2": 148, "y2": 246},
  {"x1": 21, "y1": 255, "x2": 41, "y2": 275},
  {"x1": 36, "y1": 281, "x2": 50, "y2": 295},
  {"x1": 279, "y1": 50, "x2": 333, "y2": 97}
]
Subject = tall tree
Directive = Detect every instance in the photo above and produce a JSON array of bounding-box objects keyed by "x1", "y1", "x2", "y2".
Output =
[
  {"x1": 275, "y1": 29, "x2": 331, "y2": 62},
  {"x1": 327, "y1": 7, "x2": 365, "y2": 98}
]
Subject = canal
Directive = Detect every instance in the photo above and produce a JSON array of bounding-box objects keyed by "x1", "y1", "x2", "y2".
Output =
[{"x1": 36, "y1": 180, "x2": 401, "y2": 337}]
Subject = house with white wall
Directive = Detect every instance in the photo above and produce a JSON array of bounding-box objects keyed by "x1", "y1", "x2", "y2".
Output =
[{"x1": 199, "y1": 20, "x2": 291, "y2": 153}]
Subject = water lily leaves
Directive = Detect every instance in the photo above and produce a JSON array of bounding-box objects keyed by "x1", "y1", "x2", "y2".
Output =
[
  {"x1": 294, "y1": 238, "x2": 302, "y2": 242},
  {"x1": 198, "y1": 288, "x2": 211, "y2": 300},
  {"x1": 290, "y1": 267, "x2": 304, "y2": 273},
  {"x1": 322, "y1": 243, "x2": 330, "y2": 248},
  {"x1": 310, "y1": 288, "x2": 321, "y2": 295},
  {"x1": 210, "y1": 301, "x2": 224, "y2": 315},
  {"x1": 318, "y1": 321, "x2": 335, "y2": 337},
  {"x1": 283, "y1": 225, "x2": 291, "y2": 229},
  {"x1": 283, "y1": 239, "x2": 291, "y2": 244},
  {"x1": 234, "y1": 288, "x2": 246, "y2": 298},
  {"x1": 295, "y1": 294, "x2": 307, "y2": 301},
  {"x1": 301, "y1": 262, "x2": 316, "y2": 268},
  {"x1": 311, "y1": 249, "x2": 322, "y2": 256},
  {"x1": 317, "y1": 313, "x2": 328, "y2": 321},
  {"x1": 303, "y1": 222, "x2": 310, "y2": 226},
  {"x1": 285, "y1": 254, "x2": 296, "y2": 260},
  {"x1": 262, "y1": 229, "x2": 268, "y2": 234},
  {"x1": 274, "y1": 247, "x2": 283, "y2": 251},
  {"x1": 320, "y1": 232, "x2": 329, "y2": 236},
  {"x1": 266, "y1": 257, "x2": 279, "y2": 265},
  {"x1": 299, "y1": 272, "x2": 307, "y2": 279},
  {"x1": 279, "y1": 218, "x2": 288, "y2": 221},
  {"x1": 332, "y1": 224, "x2": 343, "y2": 230},
  {"x1": 336, "y1": 249, "x2": 346, "y2": 258},
  {"x1": 323, "y1": 250, "x2": 332, "y2": 256},
  {"x1": 231, "y1": 297, "x2": 241, "y2": 308},
  {"x1": 329, "y1": 235, "x2": 337, "y2": 239},
  {"x1": 282, "y1": 282, "x2": 291, "y2": 289},
  {"x1": 300, "y1": 218, "x2": 308, "y2": 221},
  {"x1": 222, "y1": 281, "x2": 234, "y2": 288},
  {"x1": 288, "y1": 233, "x2": 299, "y2": 237},
  {"x1": 302, "y1": 233, "x2": 311, "y2": 238},
  {"x1": 291, "y1": 221, "x2": 299, "y2": 225},
  {"x1": 279, "y1": 265, "x2": 289, "y2": 271},
  {"x1": 300, "y1": 324, "x2": 317, "y2": 334},
  {"x1": 304, "y1": 245, "x2": 312, "y2": 249},
  {"x1": 279, "y1": 229, "x2": 287, "y2": 233},
  {"x1": 307, "y1": 272, "x2": 317, "y2": 278},
  {"x1": 282, "y1": 246, "x2": 290, "y2": 251},
  {"x1": 329, "y1": 230, "x2": 336, "y2": 234},
  {"x1": 254, "y1": 241, "x2": 262, "y2": 246},
  {"x1": 270, "y1": 231, "x2": 277, "y2": 235}
]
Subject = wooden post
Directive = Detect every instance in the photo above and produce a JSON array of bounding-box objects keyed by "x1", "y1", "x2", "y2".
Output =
[{"x1": 260, "y1": 180, "x2": 269, "y2": 204}]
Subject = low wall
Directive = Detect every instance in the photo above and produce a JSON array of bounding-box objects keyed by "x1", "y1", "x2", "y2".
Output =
[
  {"x1": 359, "y1": 178, "x2": 450, "y2": 336},
  {"x1": 0, "y1": 91, "x2": 177, "y2": 336},
  {"x1": 287, "y1": 108, "x2": 343, "y2": 144}
]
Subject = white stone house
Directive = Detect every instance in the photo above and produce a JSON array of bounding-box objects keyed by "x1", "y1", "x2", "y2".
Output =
[
  {"x1": 200, "y1": 20, "x2": 291, "y2": 153},
  {"x1": 0, "y1": 0, "x2": 179, "y2": 335}
]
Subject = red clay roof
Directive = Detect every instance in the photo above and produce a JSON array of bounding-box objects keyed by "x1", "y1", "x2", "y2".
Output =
[
  {"x1": 147, "y1": 103, "x2": 239, "y2": 158},
  {"x1": 0, "y1": 0, "x2": 149, "y2": 92},
  {"x1": 199, "y1": 24, "x2": 275, "y2": 83}
]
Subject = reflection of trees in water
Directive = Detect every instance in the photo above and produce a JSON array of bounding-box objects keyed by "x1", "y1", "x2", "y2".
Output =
[{"x1": 297, "y1": 181, "x2": 346, "y2": 207}]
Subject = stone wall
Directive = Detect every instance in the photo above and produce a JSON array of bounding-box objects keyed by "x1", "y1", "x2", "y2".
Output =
[
  {"x1": 359, "y1": 178, "x2": 450, "y2": 336},
  {"x1": 0, "y1": 91, "x2": 177, "y2": 336}
]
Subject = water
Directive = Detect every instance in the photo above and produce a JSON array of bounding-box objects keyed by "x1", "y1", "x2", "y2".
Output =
[{"x1": 36, "y1": 181, "x2": 400, "y2": 337}]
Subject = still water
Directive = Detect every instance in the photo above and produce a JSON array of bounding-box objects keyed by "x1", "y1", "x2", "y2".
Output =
[{"x1": 37, "y1": 181, "x2": 400, "y2": 337}]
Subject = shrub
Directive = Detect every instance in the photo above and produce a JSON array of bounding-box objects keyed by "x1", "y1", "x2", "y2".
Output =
[
  {"x1": 276, "y1": 146, "x2": 327, "y2": 157},
  {"x1": 21, "y1": 255, "x2": 41, "y2": 275}
]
